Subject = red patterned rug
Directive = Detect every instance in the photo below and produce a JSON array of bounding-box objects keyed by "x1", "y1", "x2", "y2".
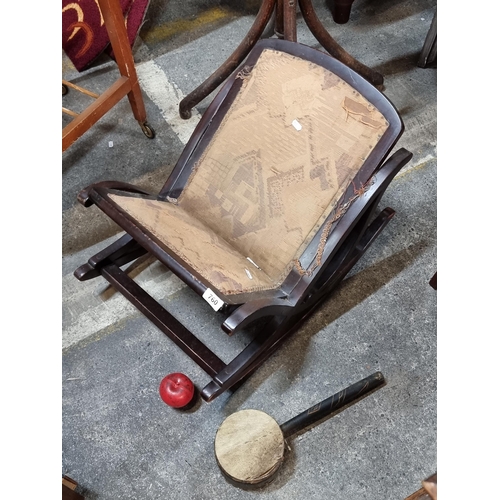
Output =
[{"x1": 62, "y1": 0, "x2": 149, "y2": 72}]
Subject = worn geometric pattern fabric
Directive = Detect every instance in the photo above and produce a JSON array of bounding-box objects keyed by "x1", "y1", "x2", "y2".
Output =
[
  {"x1": 178, "y1": 49, "x2": 389, "y2": 284},
  {"x1": 108, "y1": 194, "x2": 277, "y2": 294},
  {"x1": 108, "y1": 48, "x2": 389, "y2": 296}
]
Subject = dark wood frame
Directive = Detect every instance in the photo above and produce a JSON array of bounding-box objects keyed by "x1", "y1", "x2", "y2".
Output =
[
  {"x1": 325, "y1": 0, "x2": 357, "y2": 24},
  {"x1": 418, "y1": 11, "x2": 437, "y2": 69},
  {"x1": 74, "y1": 39, "x2": 412, "y2": 402},
  {"x1": 62, "y1": 476, "x2": 85, "y2": 500}
]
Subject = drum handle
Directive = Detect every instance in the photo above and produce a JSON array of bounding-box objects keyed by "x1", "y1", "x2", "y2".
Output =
[{"x1": 280, "y1": 371, "x2": 385, "y2": 438}]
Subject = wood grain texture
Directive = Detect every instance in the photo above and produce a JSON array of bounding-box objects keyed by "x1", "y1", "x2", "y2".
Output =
[{"x1": 405, "y1": 473, "x2": 437, "y2": 500}]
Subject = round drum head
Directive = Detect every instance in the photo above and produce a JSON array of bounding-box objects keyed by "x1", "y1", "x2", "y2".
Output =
[{"x1": 214, "y1": 409, "x2": 285, "y2": 485}]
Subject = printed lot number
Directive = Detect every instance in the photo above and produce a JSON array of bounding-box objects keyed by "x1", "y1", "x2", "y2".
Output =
[{"x1": 202, "y1": 288, "x2": 224, "y2": 312}]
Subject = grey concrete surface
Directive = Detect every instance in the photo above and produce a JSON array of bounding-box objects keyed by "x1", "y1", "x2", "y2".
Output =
[{"x1": 62, "y1": 0, "x2": 437, "y2": 498}]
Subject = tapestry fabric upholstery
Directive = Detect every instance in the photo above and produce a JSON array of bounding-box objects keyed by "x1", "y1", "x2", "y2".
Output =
[{"x1": 109, "y1": 48, "x2": 389, "y2": 296}]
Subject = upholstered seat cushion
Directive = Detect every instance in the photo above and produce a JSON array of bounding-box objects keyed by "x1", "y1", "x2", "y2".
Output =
[
  {"x1": 177, "y1": 49, "x2": 389, "y2": 285},
  {"x1": 108, "y1": 193, "x2": 278, "y2": 295}
]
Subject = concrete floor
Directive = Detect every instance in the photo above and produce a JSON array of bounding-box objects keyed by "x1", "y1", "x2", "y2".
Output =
[{"x1": 62, "y1": 0, "x2": 437, "y2": 498}]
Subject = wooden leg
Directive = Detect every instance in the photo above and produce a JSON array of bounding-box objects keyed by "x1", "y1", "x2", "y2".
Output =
[
  {"x1": 178, "y1": 0, "x2": 277, "y2": 119},
  {"x1": 418, "y1": 12, "x2": 437, "y2": 68},
  {"x1": 62, "y1": 476, "x2": 84, "y2": 500},
  {"x1": 429, "y1": 272, "x2": 437, "y2": 290},
  {"x1": 99, "y1": 0, "x2": 155, "y2": 137},
  {"x1": 63, "y1": 77, "x2": 133, "y2": 151},
  {"x1": 299, "y1": 0, "x2": 383, "y2": 85},
  {"x1": 275, "y1": 0, "x2": 284, "y2": 38},
  {"x1": 326, "y1": 0, "x2": 355, "y2": 24},
  {"x1": 405, "y1": 473, "x2": 437, "y2": 500},
  {"x1": 283, "y1": 0, "x2": 297, "y2": 41},
  {"x1": 62, "y1": 0, "x2": 155, "y2": 151}
]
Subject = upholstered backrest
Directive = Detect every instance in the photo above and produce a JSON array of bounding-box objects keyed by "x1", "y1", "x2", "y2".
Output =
[{"x1": 177, "y1": 48, "x2": 389, "y2": 284}]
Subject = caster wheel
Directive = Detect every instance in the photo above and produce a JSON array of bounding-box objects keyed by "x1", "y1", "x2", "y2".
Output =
[
  {"x1": 62, "y1": 83, "x2": 68, "y2": 96},
  {"x1": 141, "y1": 122, "x2": 155, "y2": 139}
]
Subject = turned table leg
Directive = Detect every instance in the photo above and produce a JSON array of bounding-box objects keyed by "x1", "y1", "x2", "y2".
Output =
[
  {"x1": 326, "y1": 0, "x2": 355, "y2": 24},
  {"x1": 178, "y1": 0, "x2": 276, "y2": 119},
  {"x1": 299, "y1": 0, "x2": 383, "y2": 85}
]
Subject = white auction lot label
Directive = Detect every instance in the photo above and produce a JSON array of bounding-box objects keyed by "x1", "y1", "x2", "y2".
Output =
[{"x1": 202, "y1": 288, "x2": 224, "y2": 312}]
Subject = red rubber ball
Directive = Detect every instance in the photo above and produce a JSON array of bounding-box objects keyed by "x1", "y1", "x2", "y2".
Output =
[{"x1": 159, "y1": 373, "x2": 195, "y2": 408}]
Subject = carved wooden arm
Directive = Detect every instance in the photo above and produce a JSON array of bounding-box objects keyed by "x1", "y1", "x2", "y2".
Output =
[{"x1": 222, "y1": 298, "x2": 294, "y2": 335}]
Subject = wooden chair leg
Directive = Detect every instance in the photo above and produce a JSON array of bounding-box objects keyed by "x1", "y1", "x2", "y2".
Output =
[
  {"x1": 326, "y1": 0, "x2": 355, "y2": 24},
  {"x1": 283, "y1": 0, "x2": 298, "y2": 41},
  {"x1": 99, "y1": 0, "x2": 154, "y2": 137},
  {"x1": 429, "y1": 272, "x2": 437, "y2": 290},
  {"x1": 275, "y1": 0, "x2": 284, "y2": 38},
  {"x1": 405, "y1": 473, "x2": 437, "y2": 500},
  {"x1": 418, "y1": 12, "x2": 437, "y2": 68},
  {"x1": 206, "y1": 201, "x2": 390, "y2": 398},
  {"x1": 62, "y1": 476, "x2": 85, "y2": 500},
  {"x1": 62, "y1": 0, "x2": 155, "y2": 151},
  {"x1": 178, "y1": 0, "x2": 276, "y2": 119},
  {"x1": 299, "y1": 0, "x2": 383, "y2": 85}
]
